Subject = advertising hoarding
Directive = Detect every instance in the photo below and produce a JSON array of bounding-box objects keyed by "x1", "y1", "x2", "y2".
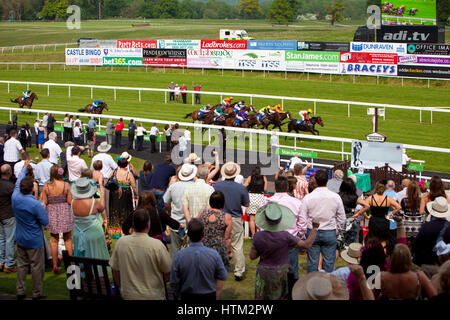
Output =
[
  {"x1": 157, "y1": 40, "x2": 200, "y2": 49},
  {"x1": 143, "y1": 48, "x2": 187, "y2": 67},
  {"x1": 340, "y1": 52, "x2": 397, "y2": 65},
  {"x1": 285, "y1": 51, "x2": 340, "y2": 73},
  {"x1": 117, "y1": 40, "x2": 157, "y2": 49},
  {"x1": 248, "y1": 40, "x2": 297, "y2": 51},
  {"x1": 65, "y1": 48, "x2": 103, "y2": 65},
  {"x1": 376, "y1": 25, "x2": 440, "y2": 44},
  {"x1": 297, "y1": 41, "x2": 350, "y2": 52},
  {"x1": 186, "y1": 49, "x2": 233, "y2": 69},
  {"x1": 407, "y1": 44, "x2": 450, "y2": 55},
  {"x1": 233, "y1": 50, "x2": 285, "y2": 71},
  {"x1": 397, "y1": 65, "x2": 450, "y2": 78},
  {"x1": 79, "y1": 40, "x2": 117, "y2": 48},
  {"x1": 340, "y1": 63, "x2": 397, "y2": 76},
  {"x1": 351, "y1": 42, "x2": 407, "y2": 54},
  {"x1": 102, "y1": 48, "x2": 142, "y2": 57},
  {"x1": 398, "y1": 55, "x2": 450, "y2": 66},
  {"x1": 201, "y1": 40, "x2": 247, "y2": 50},
  {"x1": 102, "y1": 57, "x2": 143, "y2": 66},
  {"x1": 351, "y1": 140, "x2": 403, "y2": 171}
]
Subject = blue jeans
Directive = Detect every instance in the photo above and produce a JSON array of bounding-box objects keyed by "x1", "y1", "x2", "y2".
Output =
[
  {"x1": 0, "y1": 217, "x2": 16, "y2": 268},
  {"x1": 306, "y1": 229, "x2": 337, "y2": 273},
  {"x1": 288, "y1": 247, "x2": 300, "y2": 279},
  {"x1": 151, "y1": 190, "x2": 166, "y2": 211}
]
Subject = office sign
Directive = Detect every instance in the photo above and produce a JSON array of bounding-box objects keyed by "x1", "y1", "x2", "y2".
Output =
[{"x1": 407, "y1": 44, "x2": 450, "y2": 56}]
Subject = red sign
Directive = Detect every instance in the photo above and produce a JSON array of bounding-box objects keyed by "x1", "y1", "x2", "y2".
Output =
[
  {"x1": 340, "y1": 52, "x2": 397, "y2": 65},
  {"x1": 201, "y1": 40, "x2": 247, "y2": 50},
  {"x1": 143, "y1": 57, "x2": 186, "y2": 67},
  {"x1": 117, "y1": 40, "x2": 157, "y2": 49}
]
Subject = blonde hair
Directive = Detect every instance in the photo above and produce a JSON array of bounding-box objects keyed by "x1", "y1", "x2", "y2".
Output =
[{"x1": 390, "y1": 244, "x2": 412, "y2": 274}]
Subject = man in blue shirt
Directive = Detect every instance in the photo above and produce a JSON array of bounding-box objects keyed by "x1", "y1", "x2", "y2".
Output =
[
  {"x1": 213, "y1": 162, "x2": 249, "y2": 281},
  {"x1": 34, "y1": 148, "x2": 53, "y2": 196},
  {"x1": 150, "y1": 154, "x2": 176, "y2": 209},
  {"x1": 170, "y1": 218, "x2": 228, "y2": 300},
  {"x1": 12, "y1": 160, "x2": 49, "y2": 300},
  {"x1": 128, "y1": 119, "x2": 137, "y2": 150}
]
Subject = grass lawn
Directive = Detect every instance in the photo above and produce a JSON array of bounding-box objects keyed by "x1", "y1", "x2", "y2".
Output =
[{"x1": 0, "y1": 68, "x2": 449, "y2": 172}]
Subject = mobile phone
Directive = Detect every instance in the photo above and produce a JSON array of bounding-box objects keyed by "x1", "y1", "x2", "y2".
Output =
[{"x1": 392, "y1": 212, "x2": 404, "y2": 218}]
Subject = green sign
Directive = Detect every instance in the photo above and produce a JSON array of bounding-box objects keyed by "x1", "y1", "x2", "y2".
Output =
[
  {"x1": 285, "y1": 51, "x2": 340, "y2": 62},
  {"x1": 95, "y1": 130, "x2": 106, "y2": 137},
  {"x1": 54, "y1": 126, "x2": 64, "y2": 132},
  {"x1": 102, "y1": 57, "x2": 143, "y2": 66},
  {"x1": 277, "y1": 148, "x2": 318, "y2": 159},
  {"x1": 407, "y1": 163, "x2": 424, "y2": 172}
]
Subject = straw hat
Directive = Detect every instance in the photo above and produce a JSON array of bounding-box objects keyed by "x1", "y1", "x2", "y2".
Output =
[
  {"x1": 97, "y1": 141, "x2": 111, "y2": 153},
  {"x1": 120, "y1": 152, "x2": 132, "y2": 162},
  {"x1": 183, "y1": 153, "x2": 201, "y2": 165},
  {"x1": 255, "y1": 203, "x2": 296, "y2": 233},
  {"x1": 70, "y1": 178, "x2": 98, "y2": 200},
  {"x1": 427, "y1": 197, "x2": 450, "y2": 219},
  {"x1": 340, "y1": 243, "x2": 363, "y2": 265},
  {"x1": 178, "y1": 164, "x2": 197, "y2": 182},
  {"x1": 292, "y1": 272, "x2": 349, "y2": 300},
  {"x1": 221, "y1": 162, "x2": 240, "y2": 179}
]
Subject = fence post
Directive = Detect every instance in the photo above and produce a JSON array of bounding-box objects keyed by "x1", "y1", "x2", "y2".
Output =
[
  {"x1": 64, "y1": 64, "x2": 66, "y2": 71},
  {"x1": 208, "y1": 128, "x2": 211, "y2": 144},
  {"x1": 281, "y1": 98, "x2": 284, "y2": 108},
  {"x1": 68, "y1": 85, "x2": 71, "y2": 98},
  {"x1": 94, "y1": 65, "x2": 96, "y2": 72},
  {"x1": 307, "y1": 72, "x2": 309, "y2": 80},
  {"x1": 242, "y1": 69, "x2": 244, "y2": 78},
  {"x1": 43, "y1": 45, "x2": 45, "y2": 52},
  {"x1": 264, "y1": 70, "x2": 266, "y2": 78},
  {"x1": 32, "y1": 46, "x2": 34, "y2": 52},
  {"x1": 114, "y1": 89, "x2": 116, "y2": 101},
  {"x1": 420, "y1": 109, "x2": 422, "y2": 123},
  {"x1": 353, "y1": 75, "x2": 355, "y2": 84},
  {"x1": 27, "y1": 83, "x2": 29, "y2": 90},
  {"x1": 91, "y1": 87, "x2": 93, "y2": 99},
  {"x1": 250, "y1": 96, "x2": 252, "y2": 106},
  {"x1": 202, "y1": 68, "x2": 204, "y2": 75},
  {"x1": 330, "y1": 74, "x2": 332, "y2": 82},
  {"x1": 139, "y1": 90, "x2": 141, "y2": 102},
  {"x1": 165, "y1": 91, "x2": 167, "y2": 104},
  {"x1": 22, "y1": 46, "x2": 24, "y2": 53},
  {"x1": 431, "y1": 110, "x2": 433, "y2": 124},
  {"x1": 7, "y1": 82, "x2": 9, "y2": 93},
  {"x1": 128, "y1": 66, "x2": 130, "y2": 72},
  {"x1": 401, "y1": 77, "x2": 404, "y2": 87},
  {"x1": 78, "y1": 65, "x2": 80, "y2": 71},
  {"x1": 347, "y1": 104, "x2": 350, "y2": 118},
  {"x1": 377, "y1": 76, "x2": 379, "y2": 85},
  {"x1": 6, "y1": 64, "x2": 8, "y2": 71},
  {"x1": 54, "y1": 44, "x2": 56, "y2": 51},
  {"x1": 285, "y1": 71, "x2": 287, "y2": 80},
  {"x1": 49, "y1": 64, "x2": 51, "y2": 71},
  {"x1": 341, "y1": 141, "x2": 344, "y2": 161},
  {"x1": 20, "y1": 64, "x2": 22, "y2": 71},
  {"x1": 222, "y1": 68, "x2": 224, "y2": 76},
  {"x1": 47, "y1": 85, "x2": 49, "y2": 96},
  {"x1": 191, "y1": 93, "x2": 194, "y2": 106},
  {"x1": 34, "y1": 64, "x2": 36, "y2": 71},
  {"x1": 9, "y1": 110, "x2": 11, "y2": 122},
  {"x1": 314, "y1": 101, "x2": 317, "y2": 114},
  {"x1": 428, "y1": 79, "x2": 430, "y2": 88}
]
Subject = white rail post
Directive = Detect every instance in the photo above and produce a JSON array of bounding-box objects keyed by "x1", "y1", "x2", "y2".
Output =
[
  {"x1": 94, "y1": 65, "x2": 96, "y2": 72},
  {"x1": 54, "y1": 44, "x2": 56, "y2": 51},
  {"x1": 64, "y1": 64, "x2": 66, "y2": 71},
  {"x1": 27, "y1": 83, "x2": 29, "y2": 90},
  {"x1": 22, "y1": 46, "x2": 24, "y2": 53},
  {"x1": 420, "y1": 109, "x2": 422, "y2": 123},
  {"x1": 383, "y1": 107, "x2": 386, "y2": 120},
  {"x1": 222, "y1": 68, "x2": 224, "y2": 76},
  {"x1": 314, "y1": 101, "x2": 317, "y2": 114},
  {"x1": 377, "y1": 76, "x2": 379, "y2": 85},
  {"x1": 285, "y1": 71, "x2": 287, "y2": 80},
  {"x1": 165, "y1": 91, "x2": 167, "y2": 104},
  {"x1": 191, "y1": 93, "x2": 194, "y2": 106},
  {"x1": 250, "y1": 96, "x2": 252, "y2": 105},
  {"x1": 139, "y1": 90, "x2": 141, "y2": 102},
  {"x1": 47, "y1": 85, "x2": 49, "y2": 96},
  {"x1": 32, "y1": 46, "x2": 34, "y2": 52},
  {"x1": 78, "y1": 65, "x2": 80, "y2": 71},
  {"x1": 307, "y1": 72, "x2": 309, "y2": 80},
  {"x1": 353, "y1": 75, "x2": 355, "y2": 84},
  {"x1": 7, "y1": 82, "x2": 10, "y2": 93},
  {"x1": 208, "y1": 128, "x2": 211, "y2": 144},
  {"x1": 330, "y1": 74, "x2": 332, "y2": 82},
  {"x1": 20, "y1": 64, "x2": 22, "y2": 71},
  {"x1": 431, "y1": 110, "x2": 433, "y2": 124},
  {"x1": 401, "y1": 77, "x2": 404, "y2": 87},
  {"x1": 34, "y1": 64, "x2": 36, "y2": 71},
  {"x1": 68, "y1": 85, "x2": 71, "y2": 98},
  {"x1": 347, "y1": 104, "x2": 350, "y2": 118},
  {"x1": 49, "y1": 64, "x2": 51, "y2": 71},
  {"x1": 282, "y1": 98, "x2": 284, "y2": 108},
  {"x1": 114, "y1": 89, "x2": 117, "y2": 101},
  {"x1": 9, "y1": 110, "x2": 11, "y2": 121},
  {"x1": 6, "y1": 64, "x2": 8, "y2": 71},
  {"x1": 341, "y1": 141, "x2": 344, "y2": 160},
  {"x1": 128, "y1": 66, "x2": 130, "y2": 72}
]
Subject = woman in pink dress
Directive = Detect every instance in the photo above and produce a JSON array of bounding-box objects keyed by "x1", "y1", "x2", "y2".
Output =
[{"x1": 40, "y1": 165, "x2": 74, "y2": 274}]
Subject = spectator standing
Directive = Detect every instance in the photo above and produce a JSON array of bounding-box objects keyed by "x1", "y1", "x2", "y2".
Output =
[
  {"x1": 71, "y1": 178, "x2": 109, "y2": 262},
  {"x1": 85, "y1": 118, "x2": 95, "y2": 158},
  {"x1": 66, "y1": 145, "x2": 88, "y2": 183},
  {"x1": 90, "y1": 142, "x2": 117, "y2": 219},
  {"x1": 25, "y1": 122, "x2": 32, "y2": 148},
  {"x1": 180, "y1": 83, "x2": 187, "y2": 104},
  {"x1": 4, "y1": 130, "x2": 24, "y2": 172},
  {"x1": 401, "y1": 181, "x2": 423, "y2": 243},
  {"x1": 138, "y1": 161, "x2": 153, "y2": 195},
  {"x1": 18, "y1": 125, "x2": 28, "y2": 151},
  {"x1": 73, "y1": 122, "x2": 82, "y2": 146},
  {"x1": 420, "y1": 176, "x2": 450, "y2": 218},
  {"x1": 244, "y1": 166, "x2": 268, "y2": 236},
  {"x1": 163, "y1": 164, "x2": 196, "y2": 259},
  {"x1": 174, "y1": 84, "x2": 181, "y2": 103},
  {"x1": 33, "y1": 119, "x2": 40, "y2": 148},
  {"x1": 40, "y1": 165, "x2": 73, "y2": 274},
  {"x1": 327, "y1": 169, "x2": 344, "y2": 193},
  {"x1": 47, "y1": 113, "x2": 56, "y2": 135},
  {"x1": 183, "y1": 164, "x2": 215, "y2": 222},
  {"x1": 293, "y1": 163, "x2": 310, "y2": 200},
  {"x1": 396, "y1": 178, "x2": 411, "y2": 204},
  {"x1": 14, "y1": 153, "x2": 37, "y2": 180},
  {"x1": 68, "y1": 115, "x2": 74, "y2": 142},
  {"x1": 263, "y1": 176, "x2": 308, "y2": 294},
  {"x1": 106, "y1": 118, "x2": 115, "y2": 146},
  {"x1": 115, "y1": 118, "x2": 124, "y2": 149},
  {"x1": 42, "y1": 113, "x2": 48, "y2": 139},
  {"x1": 36, "y1": 122, "x2": 45, "y2": 152},
  {"x1": 171, "y1": 123, "x2": 182, "y2": 146},
  {"x1": 74, "y1": 116, "x2": 82, "y2": 130},
  {"x1": 0, "y1": 164, "x2": 16, "y2": 273},
  {"x1": 149, "y1": 123, "x2": 159, "y2": 153},
  {"x1": 110, "y1": 209, "x2": 172, "y2": 300},
  {"x1": 13, "y1": 161, "x2": 49, "y2": 300},
  {"x1": 43, "y1": 132, "x2": 62, "y2": 165},
  {"x1": 170, "y1": 218, "x2": 228, "y2": 300},
  {"x1": 250, "y1": 203, "x2": 319, "y2": 300},
  {"x1": 0, "y1": 137, "x2": 4, "y2": 166},
  {"x1": 35, "y1": 149, "x2": 53, "y2": 195},
  {"x1": 164, "y1": 124, "x2": 172, "y2": 152},
  {"x1": 178, "y1": 135, "x2": 187, "y2": 161},
  {"x1": 193, "y1": 82, "x2": 203, "y2": 105},
  {"x1": 302, "y1": 170, "x2": 346, "y2": 273},
  {"x1": 213, "y1": 162, "x2": 250, "y2": 281},
  {"x1": 136, "y1": 123, "x2": 147, "y2": 151},
  {"x1": 168, "y1": 81, "x2": 175, "y2": 101},
  {"x1": 128, "y1": 119, "x2": 137, "y2": 150},
  {"x1": 150, "y1": 155, "x2": 176, "y2": 210},
  {"x1": 63, "y1": 114, "x2": 70, "y2": 142}
]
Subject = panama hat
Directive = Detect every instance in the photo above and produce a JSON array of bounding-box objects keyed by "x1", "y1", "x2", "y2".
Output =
[
  {"x1": 427, "y1": 197, "x2": 450, "y2": 219},
  {"x1": 120, "y1": 152, "x2": 132, "y2": 162},
  {"x1": 64, "y1": 141, "x2": 75, "y2": 148},
  {"x1": 183, "y1": 153, "x2": 201, "y2": 165},
  {"x1": 292, "y1": 272, "x2": 349, "y2": 300},
  {"x1": 97, "y1": 141, "x2": 111, "y2": 153},
  {"x1": 340, "y1": 243, "x2": 363, "y2": 265},
  {"x1": 221, "y1": 162, "x2": 240, "y2": 179},
  {"x1": 255, "y1": 203, "x2": 296, "y2": 233},
  {"x1": 178, "y1": 164, "x2": 197, "y2": 182},
  {"x1": 70, "y1": 178, "x2": 98, "y2": 200}
]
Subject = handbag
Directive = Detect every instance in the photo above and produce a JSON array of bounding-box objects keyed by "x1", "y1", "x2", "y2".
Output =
[
  {"x1": 155, "y1": 208, "x2": 171, "y2": 244},
  {"x1": 105, "y1": 169, "x2": 119, "y2": 191}
]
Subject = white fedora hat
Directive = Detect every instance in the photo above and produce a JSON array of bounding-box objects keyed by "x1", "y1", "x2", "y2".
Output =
[
  {"x1": 340, "y1": 243, "x2": 362, "y2": 265},
  {"x1": 97, "y1": 141, "x2": 111, "y2": 153},
  {"x1": 178, "y1": 164, "x2": 197, "y2": 181},
  {"x1": 427, "y1": 197, "x2": 450, "y2": 219},
  {"x1": 292, "y1": 272, "x2": 349, "y2": 300},
  {"x1": 221, "y1": 162, "x2": 240, "y2": 180}
]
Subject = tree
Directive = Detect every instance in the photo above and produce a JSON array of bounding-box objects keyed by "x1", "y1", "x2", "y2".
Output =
[
  {"x1": 326, "y1": 0, "x2": 344, "y2": 26},
  {"x1": 179, "y1": 0, "x2": 204, "y2": 19},
  {"x1": 238, "y1": 0, "x2": 263, "y2": 19},
  {"x1": 39, "y1": 0, "x2": 68, "y2": 20},
  {"x1": 104, "y1": 0, "x2": 128, "y2": 17},
  {"x1": 268, "y1": 0, "x2": 294, "y2": 24}
]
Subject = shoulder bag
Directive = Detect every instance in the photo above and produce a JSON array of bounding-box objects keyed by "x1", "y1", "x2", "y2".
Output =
[{"x1": 105, "y1": 169, "x2": 119, "y2": 191}]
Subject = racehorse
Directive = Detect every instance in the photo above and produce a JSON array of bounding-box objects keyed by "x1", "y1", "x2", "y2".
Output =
[
  {"x1": 234, "y1": 113, "x2": 260, "y2": 128},
  {"x1": 285, "y1": 116, "x2": 324, "y2": 136},
  {"x1": 78, "y1": 102, "x2": 109, "y2": 114},
  {"x1": 260, "y1": 111, "x2": 292, "y2": 131},
  {"x1": 11, "y1": 93, "x2": 38, "y2": 110}
]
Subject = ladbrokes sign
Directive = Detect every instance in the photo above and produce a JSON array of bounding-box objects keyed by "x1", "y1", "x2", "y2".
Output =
[{"x1": 201, "y1": 40, "x2": 247, "y2": 50}]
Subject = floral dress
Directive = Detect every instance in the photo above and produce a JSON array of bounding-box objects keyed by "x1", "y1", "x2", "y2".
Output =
[{"x1": 198, "y1": 208, "x2": 231, "y2": 271}]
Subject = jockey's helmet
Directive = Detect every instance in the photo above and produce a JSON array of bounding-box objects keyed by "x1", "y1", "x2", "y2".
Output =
[
  {"x1": 207, "y1": 104, "x2": 211, "y2": 108},
  {"x1": 308, "y1": 109, "x2": 312, "y2": 113}
]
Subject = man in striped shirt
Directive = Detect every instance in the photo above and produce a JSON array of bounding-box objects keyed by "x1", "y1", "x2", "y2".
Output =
[{"x1": 293, "y1": 163, "x2": 311, "y2": 200}]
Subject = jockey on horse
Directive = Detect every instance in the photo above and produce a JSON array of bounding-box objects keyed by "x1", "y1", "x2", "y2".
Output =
[
  {"x1": 222, "y1": 96, "x2": 233, "y2": 107},
  {"x1": 91, "y1": 100, "x2": 103, "y2": 112},
  {"x1": 232, "y1": 100, "x2": 246, "y2": 113},
  {"x1": 214, "y1": 105, "x2": 227, "y2": 123},
  {"x1": 235, "y1": 110, "x2": 249, "y2": 127},
  {"x1": 198, "y1": 104, "x2": 213, "y2": 119},
  {"x1": 258, "y1": 105, "x2": 271, "y2": 122},
  {"x1": 297, "y1": 109, "x2": 312, "y2": 125},
  {"x1": 22, "y1": 89, "x2": 32, "y2": 102}
]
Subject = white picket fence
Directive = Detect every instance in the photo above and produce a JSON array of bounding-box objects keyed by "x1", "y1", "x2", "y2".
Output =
[
  {"x1": 1, "y1": 80, "x2": 449, "y2": 125},
  {"x1": 0, "y1": 43, "x2": 77, "y2": 54}
]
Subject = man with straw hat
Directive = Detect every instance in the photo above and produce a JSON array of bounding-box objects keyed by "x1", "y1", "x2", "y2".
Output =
[
  {"x1": 213, "y1": 162, "x2": 250, "y2": 281},
  {"x1": 250, "y1": 203, "x2": 320, "y2": 300}
]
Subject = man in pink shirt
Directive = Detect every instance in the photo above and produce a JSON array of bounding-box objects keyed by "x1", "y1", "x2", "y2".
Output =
[
  {"x1": 302, "y1": 170, "x2": 346, "y2": 273},
  {"x1": 66, "y1": 145, "x2": 88, "y2": 182},
  {"x1": 263, "y1": 176, "x2": 307, "y2": 295}
]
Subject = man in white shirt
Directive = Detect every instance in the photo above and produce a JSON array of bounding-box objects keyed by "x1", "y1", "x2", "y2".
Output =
[
  {"x1": 4, "y1": 130, "x2": 25, "y2": 172},
  {"x1": 289, "y1": 154, "x2": 302, "y2": 169},
  {"x1": 136, "y1": 123, "x2": 147, "y2": 151},
  {"x1": 14, "y1": 152, "x2": 37, "y2": 178},
  {"x1": 149, "y1": 123, "x2": 160, "y2": 153},
  {"x1": 395, "y1": 178, "x2": 411, "y2": 204},
  {"x1": 302, "y1": 170, "x2": 346, "y2": 273},
  {"x1": 67, "y1": 145, "x2": 88, "y2": 182},
  {"x1": 43, "y1": 132, "x2": 62, "y2": 165},
  {"x1": 184, "y1": 127, "x2": 191, "y2": 155},
  {"x1": 73, "y1": 122, "x2": 82, "y2": 146},
  {"x1": 74, "y1": 116, "x2": 82, "y2": 128},
  {"x1": 42, "y1": 113, "x2": 48, "y2": 139},
  {"x1": 33, "y1": 119, "x2": 40, "y2": 148}
]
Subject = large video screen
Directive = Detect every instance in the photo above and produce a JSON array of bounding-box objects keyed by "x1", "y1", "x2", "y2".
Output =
[{"x1": 381, "y1": 0, "x2": 437, "y2": 26}]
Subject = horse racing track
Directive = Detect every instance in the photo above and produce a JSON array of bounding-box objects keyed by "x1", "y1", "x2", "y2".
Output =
[{"x1": 0, "y1": 68, "x2": 449, "y2": 173}]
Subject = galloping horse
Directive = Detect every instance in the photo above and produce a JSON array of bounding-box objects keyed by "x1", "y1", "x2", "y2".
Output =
[
  {"x1": 260, "y1": 111, "x2": 292, "y2": 131},
  {"x1": 11, "y1": 93, "x2": 38, "y2": 110},
  {"x1": 79, "y1": 102, "x2": 109, "y2": 114},
  {"x1": 286, "y1": 116, "x2": 324, "y2": 136}
]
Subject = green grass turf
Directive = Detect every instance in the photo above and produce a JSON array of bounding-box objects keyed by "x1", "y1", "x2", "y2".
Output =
[
  {"x1": 382, "y1": 0, "x2": 437, "y2": 25},
  {"x1": 0, "y1": 68, "x2": 449, "y2": 172}
]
